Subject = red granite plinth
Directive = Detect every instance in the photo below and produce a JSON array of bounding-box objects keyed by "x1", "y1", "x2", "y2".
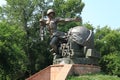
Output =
[
  {"x1": 26, "y1": 64, "x2": 100, "y2": 80},
  {"x1": 69, "y1": 64, "x2": 101, "y2": 76}
]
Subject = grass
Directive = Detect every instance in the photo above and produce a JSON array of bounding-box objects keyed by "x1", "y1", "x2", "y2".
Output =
[{"x1": 67, "y1": 73, "x2": 120, "y2": 80}]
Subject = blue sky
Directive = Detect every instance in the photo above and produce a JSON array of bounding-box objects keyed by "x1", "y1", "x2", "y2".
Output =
[
  {"x1": 0, "y1": 0, "x2": 120, "y2": 29},
  {"x1": 82, "y1": 0, "x2": 120, "y2": 29}
]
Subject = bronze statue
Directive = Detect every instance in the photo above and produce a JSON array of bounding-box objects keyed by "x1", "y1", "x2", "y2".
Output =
[
  {"x1": 40, "y1": 9, "x2": 100, "y2": 65},
  {"x1": 40, "y1": 9, "x2": 82, "y2": 54}
]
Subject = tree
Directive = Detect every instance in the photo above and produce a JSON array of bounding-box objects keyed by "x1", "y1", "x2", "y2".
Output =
[
  {"x1": 95, "y1": 26, "x2": 120, "y2": 76},
  {"x1": 53, "y1": 0, "x2": 85, "y2": 32},
  {"x1": 53, "y1": 0, "x2": 84, "y2": 17},
  {"x1": 103, "y1": 52, "x2": 120, "y2": 76},
  {"x1": 0, "y1": 0, "x2": 85, "y2": 79},
  {"x1": 1, "y1": 0, "x2": 52, "y2": 75},
  {"x1": 0, "y1": 22, "x2": 28, "y2": 79}
]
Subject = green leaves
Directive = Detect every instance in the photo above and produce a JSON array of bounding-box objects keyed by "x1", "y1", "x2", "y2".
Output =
[
  {"x1": 82, "y1": 23, "x2": 120, "y2": 76},
  {"x1": 0, "y1": 22, "x2": 27, "y2": 79},
  {"x1": 53, "y1": 0, "x2": 85, "y2": 17},
  {"x1": 94, "y1": 26, "x2": 120, "y2": 76},
  {"x1": 53, "y1": 0, "x2": 84, "y2": 32},
  {"x1": 103, "y1": 52, "x2": 120, "y2": 75},
  {"x1": 0, "y1": 0, "x2": 85, "y2": 79}
]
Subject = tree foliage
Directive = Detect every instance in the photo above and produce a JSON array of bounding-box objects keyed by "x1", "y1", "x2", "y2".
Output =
[
  {"x1": 53, "y1": 0, "x2": 85, "y2": 17},
  {"x1": 53, "y1": 0, "x2": 84, "y2": 32},
  {"x1": 1, "y1": 0, "x2": 120, "y2": 79},
  {"x1": 0, "y1": 0, "x2": 85, "y2": 79},
  {"x1": 0, "y1": 22, "x2": 28, "y2": 79},
  {"x1": 103, "y1": 52, "x2": 120, "y2": 76},
  {"x1": 82, "y1": 23, "x2": 120, "y2": 76},
  {"x1": 94, "y1": 26, "x2": 120, "y2": 76}
]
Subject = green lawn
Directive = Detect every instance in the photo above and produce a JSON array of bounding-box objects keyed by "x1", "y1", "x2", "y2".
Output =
[{"x1": 67, "y1": 74, "x2": 120, "y2": 80}]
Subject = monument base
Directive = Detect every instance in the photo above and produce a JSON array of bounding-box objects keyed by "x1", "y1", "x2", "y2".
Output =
[
  {"x1": 53, "y1": 57, "x2": 99, "y2": 65},
  {"x1": 26, "y1": 64, "x2": 100, "y2": 80},
  {"x1": 69, "y1": 64, "x2": 100, "y2": 76}
]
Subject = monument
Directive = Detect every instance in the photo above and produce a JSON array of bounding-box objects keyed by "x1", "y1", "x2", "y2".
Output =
[
  {"x1": 52, "y1": 26, "x2": 100, "y2": 65},
  {"x1": 26, "y1": 9, "x2": 100, "y2": 80}
]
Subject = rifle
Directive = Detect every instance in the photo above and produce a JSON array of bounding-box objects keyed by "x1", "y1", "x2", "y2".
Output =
[
  {"x1": 40, "y1": 10, "x2": 45, "y2": 41},
  {"x1": 40, "y1": 0, "x2": 53, "y2": 41},
  {"x1": 40, "y1": 0, "x2": 47, "y2": 41}
]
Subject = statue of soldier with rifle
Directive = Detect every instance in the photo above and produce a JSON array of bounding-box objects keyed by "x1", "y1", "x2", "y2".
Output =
[
  {"x1": 39, "y1": 8, "x2": 100, "y2": 65},
  {"x1": 39, "y1": 9, "x2": 82, "y2": 55}
]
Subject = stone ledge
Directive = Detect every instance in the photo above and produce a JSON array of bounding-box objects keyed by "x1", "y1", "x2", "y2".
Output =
[{"x1": 53, "y1": 58, "x2": 99, "y2": 65}]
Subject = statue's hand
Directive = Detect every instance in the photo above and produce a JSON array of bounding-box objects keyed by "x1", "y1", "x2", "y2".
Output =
[
  {"x1": 74, "y1": 16, "x2": 82, "y2": 21},
  {"x1": 39, "y1": 18, "x2": 44, "y2": 22},
  {"x1": 39, "y1": 18, "x2": 45, "y2": 26}
]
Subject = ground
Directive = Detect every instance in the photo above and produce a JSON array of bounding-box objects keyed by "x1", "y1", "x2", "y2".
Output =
[{"x1": 67, "y1": 73, "x2": 120, "y2": 80}]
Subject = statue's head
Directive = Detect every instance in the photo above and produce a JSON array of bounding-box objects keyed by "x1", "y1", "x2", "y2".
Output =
[{"x1": 47, "y1": 9, "x2": 55, "y2": 18}]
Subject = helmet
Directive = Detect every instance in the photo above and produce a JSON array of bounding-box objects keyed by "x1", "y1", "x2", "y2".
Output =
[
  {"x1": 47, "y1": 9, "x2": 55, "y2": 15},
  {"x1": 68, "y1": 26, "x2": 92, "y2": 46}
]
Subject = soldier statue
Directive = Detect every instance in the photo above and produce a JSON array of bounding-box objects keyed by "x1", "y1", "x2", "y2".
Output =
[
  {"x1": 40, "y1": 9, "x2": 82, "y2": 55},
  {"x1": 40, "y1": 9, "x2": 100, "y2": 65}
]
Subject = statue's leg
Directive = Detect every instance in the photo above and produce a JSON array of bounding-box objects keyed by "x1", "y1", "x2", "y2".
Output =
[{"x1": 50, "y1": 36, "x2": 58, "y2": 54}]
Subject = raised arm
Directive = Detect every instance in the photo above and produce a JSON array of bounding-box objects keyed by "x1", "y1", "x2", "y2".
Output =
[{"x1": 56, "y1": 16, "x2": 82, "y2": 23}]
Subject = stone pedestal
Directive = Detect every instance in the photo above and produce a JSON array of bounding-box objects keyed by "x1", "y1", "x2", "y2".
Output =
[
  {"x1": 70, "y1": 64, "x2": 100, "y2": 76},
  {"x1": 53, "y1": 57, "x2": 99, "y2": 65},
  {"x1": 26, "y1": 64, "x2": 100, "y2": 80}
]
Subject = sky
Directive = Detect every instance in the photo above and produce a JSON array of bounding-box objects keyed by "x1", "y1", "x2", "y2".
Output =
[
  {"x1": 0, "y1": 0, "x2": 120, "y2": 29},
  {"x1": 0, "y1": 0, "x2": 6, "y2": 6},
  {"x1": 81, "y1": 0, "x2": 120, "y2": 29}
]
